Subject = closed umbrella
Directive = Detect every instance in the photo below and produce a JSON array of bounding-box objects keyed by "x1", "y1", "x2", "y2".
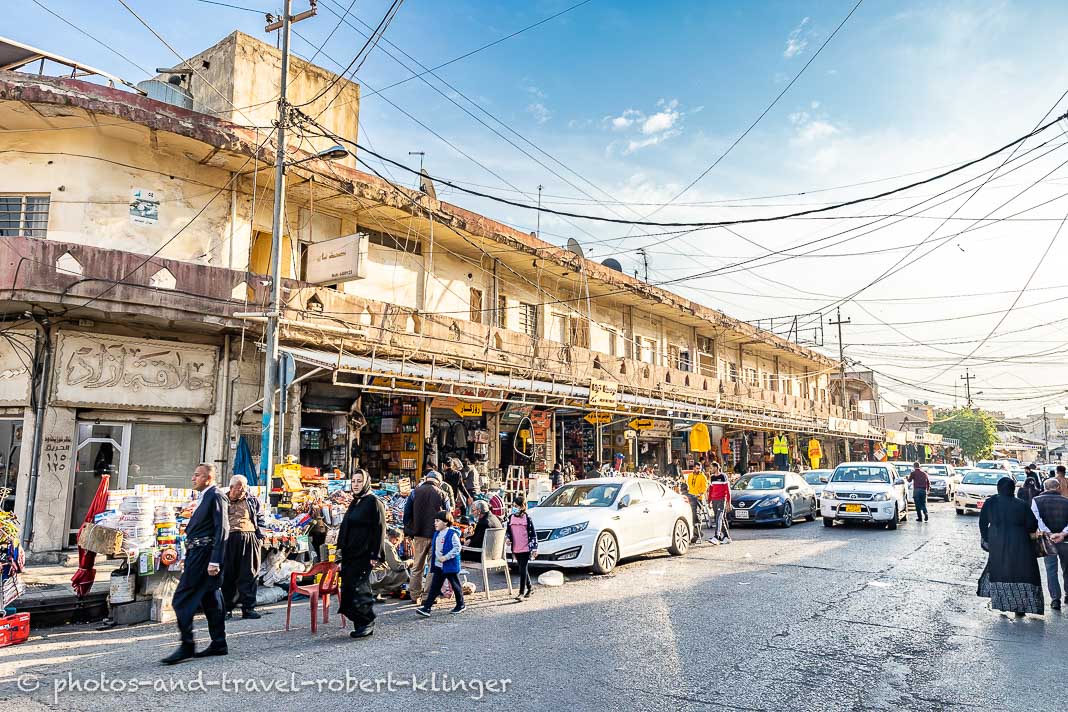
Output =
[{"x1": 70, "y1": 474, "x2": 110, "y2": 598}]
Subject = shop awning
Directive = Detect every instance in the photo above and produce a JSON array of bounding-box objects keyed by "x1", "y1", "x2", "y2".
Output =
[{"x1": 279, "y1": 345, "x2": 883, "y2": 440}]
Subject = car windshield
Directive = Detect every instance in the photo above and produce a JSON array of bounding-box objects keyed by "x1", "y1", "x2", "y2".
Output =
[
  {"x1": 962, "y1": 472, "x2": 1001, "y2": 485},
  {"x1": 893, "y1": 464, "x2": 912, "y2": 476},
  {"x1": 976, "y1": 462, "x2": 1002, "y2": 470},
  {"x1": 803, "y1": 472, "x2": 829, "y2": 485},
  {"x1": 924, "y1": 465, "x2": 948, "y2": 475},
  {"x1": 539, "y1": 483, "x2": 621, "y2": 508},
  {"x1": 831, "y1": 466, "x2": 891, "y2": 484},
  {"x1": 735, "y1": 475, "x2": 785, "y2": 490}
]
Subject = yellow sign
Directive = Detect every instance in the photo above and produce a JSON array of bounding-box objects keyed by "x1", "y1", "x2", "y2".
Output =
[
  {"x1": 584, "y1": 412, "x2": 612, "y2": 425},
  {"x1": 274, "y1": 463, "x2": 304, "y2": 492},
  {"x1": 588, "y1": 379, "x2": 619, "y2": 407},
  {"x1": 453, "y1": 402, "x2": 483, "y2": 418},
  {"x1": 628, "y1": 418, "x2": 656, "y2": 431}
]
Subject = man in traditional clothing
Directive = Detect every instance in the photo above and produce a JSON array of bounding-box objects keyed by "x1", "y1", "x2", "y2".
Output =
[
  {"x1": 221, "y1": 474, "x2": 266, "y2": 620},
  {"x1": 162, "y1": 463, "x2": 228, "y2": 664}
]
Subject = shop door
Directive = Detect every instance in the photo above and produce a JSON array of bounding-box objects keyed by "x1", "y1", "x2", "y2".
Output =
[
  {"x1": 69, "y1": 422, "x2": 130, "y2": 541},
  {"x1": 0, "y1": 419, "x2": 22, "y2": 512}
]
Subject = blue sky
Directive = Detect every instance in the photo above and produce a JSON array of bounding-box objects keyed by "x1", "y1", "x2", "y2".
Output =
[{"x1": 9, "y1": 0, "x2": 1068, "y2": 416}]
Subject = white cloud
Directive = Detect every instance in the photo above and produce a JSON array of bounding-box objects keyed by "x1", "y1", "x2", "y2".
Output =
[
  {"x1": 525, "y1": 84, "x2": 546, "y2": 100},
  {"x1": 784, "y1": 17, "x2": 811, "y2": 58},
  {"x1": 788, "y1": 107, "x2": 841, "y2": 144},
  {"x1": 606, "y1": 108, "x2": 642, "y2": 130},
  {"x1": 640, "y1": 99, "x2": 680, "y2": 134},
  {"x1": 602, "y1": 99, "x2": 686, "y2": 153},
  {"x1": 622, "y1": 130, "x2": 680, "y2": 155},
  {"x1": 527, "y1": 102, "x2": 552, "y2": 124}
]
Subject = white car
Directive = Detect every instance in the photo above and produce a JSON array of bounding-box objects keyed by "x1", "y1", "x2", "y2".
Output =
[
  {"x1": 802, "y1": 469, "x2": 834, "y2": 507},
  {"x1": 821, "y1": 462, "x2": 910, "y2": 529},
  {"x1": 954, "y1": 470, "x2": 1003, "y2": 515},
  {"x1": 975, "y1": 459, "x2": 1012, "y2": 471},
  {"x1": 888, "y1": 462, "x2": 916, "y2": 504},
  {"x1": 922, "y1": 463, "x2": 959, "y2": 501},
  {"x1": 521, "y1": 477, "x2": 693, "y2": 574}
]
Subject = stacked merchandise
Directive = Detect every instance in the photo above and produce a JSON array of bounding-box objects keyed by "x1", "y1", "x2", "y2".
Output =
[
  {"x1": 117, "y1": 494, "x2": 156, "y2": 552},
  {"x1": 153, "y1": 504, "x2": 179, "y2": 568}
]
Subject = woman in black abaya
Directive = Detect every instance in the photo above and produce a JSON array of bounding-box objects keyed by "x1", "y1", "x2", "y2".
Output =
[
  {"x1": 337, "y1": 469, "x2": 386, "y2": 638},
  {"x1": 977, "y1": 476, "x2": 1044, "y2": 616}
]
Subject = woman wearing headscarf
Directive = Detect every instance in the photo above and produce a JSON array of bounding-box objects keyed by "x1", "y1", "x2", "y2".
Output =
[
  {"x1": 978, "y1": 476, "x2": 1044, "y2": 617},
  {"x1": 337, "y1": 469, "x2": 387, "y2": 638}
]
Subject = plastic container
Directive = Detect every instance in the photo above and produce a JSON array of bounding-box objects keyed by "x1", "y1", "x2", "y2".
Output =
[{"x1": 0, "y1": 612, "x2": 30, "y2": 647}]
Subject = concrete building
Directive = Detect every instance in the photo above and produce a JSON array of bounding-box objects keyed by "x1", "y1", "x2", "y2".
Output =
[{"x1": 0, "y1": 32, "x2": 878, "y2": 558}]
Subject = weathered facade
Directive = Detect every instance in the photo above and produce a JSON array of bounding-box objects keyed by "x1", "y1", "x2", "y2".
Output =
[{"x1": 1, "y1": 32, "x2": 880, "y2": 557}]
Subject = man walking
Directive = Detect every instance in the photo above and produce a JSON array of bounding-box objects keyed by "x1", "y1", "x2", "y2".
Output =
[
  {"x1": 406, "y1": 471, "x2": 447, "y2": 606},
  {"x1": 908, "y1": 462, "x2": 930, "y2": 522},
  {"x1": 162, "y1": 463, "x2": 229, "y2": 664},
  {"x1": 707, "y1": 462, "x2": 732, "y2": 544},
  {"x1": 221, "y1": 474, "x2": 266, "y2": 620},
  {"x1": 1031, "y1": 478, "x2": 1068, "y2": 610}
]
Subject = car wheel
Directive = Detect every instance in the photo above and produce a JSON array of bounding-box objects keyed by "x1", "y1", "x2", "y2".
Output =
[
  {"x1": 887, "y1": 505, "x2": 899, "y2": 530},
  {"x1": 668, "y1": 519, "x2": 690, "y2": 556},
  {"x1": 591, "y1": 531, "x2": 619, "y2": 575},
  {"x1": 823, "y1": 517, "x2": 835, "y2": 527},
  {"x1": 805, "y1": 498, "x2": 817, "y2": 521},
  {"x1": 955, "y1": 508, "x2": 964, "y2": 516},
  {"x1": 780, "y1": 503, "x2": 793, "y2": 528}
]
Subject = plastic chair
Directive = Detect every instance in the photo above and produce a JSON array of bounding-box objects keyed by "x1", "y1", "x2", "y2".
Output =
[
  {"x1": 463, "y1": 527, "x2": 513, "y2": 601},
  {"x1": 285, "y1": 562, "x2": 342, "y2": 633}
]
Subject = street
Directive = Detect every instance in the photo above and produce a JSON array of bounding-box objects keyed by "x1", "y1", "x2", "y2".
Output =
[{"x1": 2, "y1": 500, "x2": 1065, "y2": 711}]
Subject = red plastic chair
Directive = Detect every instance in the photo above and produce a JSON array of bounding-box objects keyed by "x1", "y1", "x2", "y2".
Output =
[{"x1": 285, "y1": 562, "x2": 342, "y2": 633}]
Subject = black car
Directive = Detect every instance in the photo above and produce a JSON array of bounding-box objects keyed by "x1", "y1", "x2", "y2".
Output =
[{"x1": 729, "y1": 472, "x2": 818, "y2": 528}]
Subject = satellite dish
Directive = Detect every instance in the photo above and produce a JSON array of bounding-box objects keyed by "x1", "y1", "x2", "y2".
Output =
[
  {"x1": 566, "y1": 238, "x2": 585, "y2": 259},
  {"x1": 601, "y1": 258, "x2": 623, "y2": 272}
]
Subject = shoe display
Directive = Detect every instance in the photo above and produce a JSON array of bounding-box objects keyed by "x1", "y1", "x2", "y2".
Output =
[
  {"x1": 160, "y1": 644, "x2": 195, "y2": 665},
  {"x1": 193, "y1": 645, "x2": 228, "y2": 658}
]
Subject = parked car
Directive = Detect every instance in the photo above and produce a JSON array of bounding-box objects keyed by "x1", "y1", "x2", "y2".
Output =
[
  {"x1": 954, "y1": 470, "x2": 1002, "y2": 515},
  {"x1": 729, "y1": 472, "x2": 818, "y2": 528},
  {"x1": 523, "y1": 477, "x2": 693, "y2": 575},
  {"x1": 921, "y1": 463, "x2": 959, "y2": 501},
  {"x1": 821, "y1": 462, "x2": 910, "y2": 529},
  {"x1": 802, "y1": 469, "x2": 834, "y2": 507},
  {"x1": 975, "y1": 459, "x2": 1012, "y2": 471},
  {"x1": 888, "y1": 461, "x2": 916, "y2": 504}
]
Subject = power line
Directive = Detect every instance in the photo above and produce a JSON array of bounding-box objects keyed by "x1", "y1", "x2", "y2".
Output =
[{"x1": 30, "y1": 0, "x2": 153, "y2": 77}]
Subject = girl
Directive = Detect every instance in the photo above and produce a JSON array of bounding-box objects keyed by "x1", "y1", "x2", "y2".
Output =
[
  {"x1": 505, "y1": 494, "x2": 538, "y2": 600},
  {"x1": 337, "y1": 469, "x2": 387, "y2": 639},
  {"x1": 415, "y1": 511, "x2": 465, "y2": 617}
]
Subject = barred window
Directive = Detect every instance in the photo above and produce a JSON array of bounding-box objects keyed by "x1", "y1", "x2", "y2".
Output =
[
  {"x1": 0, "y1": 194, "x2": 49, "y2": 237},
  {"x1": 496, "y1": 295, "x2": 507, "y2": 329},
  {"x1": 519, "y1": 303, "x2": 538, "y2": 336}
]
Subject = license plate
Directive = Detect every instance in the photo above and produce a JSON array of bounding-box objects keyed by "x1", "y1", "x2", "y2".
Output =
[
  {"x1": 844, "y1": 504, "x2": 863, "y2": 513},
  {"x1": 734, "y1": 510, "x2": 750, "y2": 519}
]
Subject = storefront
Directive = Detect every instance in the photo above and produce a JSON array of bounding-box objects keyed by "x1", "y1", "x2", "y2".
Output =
[{"x1": 0, "y1": 330, "x2": 32, "y2": 514}]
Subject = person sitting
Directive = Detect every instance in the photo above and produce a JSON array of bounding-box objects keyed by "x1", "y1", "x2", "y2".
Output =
[
  {"x1": 461, "y1": 500, "x2": 503, "y2": 562},
  {"x1": 370, "y1": 528, "x2": 413, "y2": 600}
]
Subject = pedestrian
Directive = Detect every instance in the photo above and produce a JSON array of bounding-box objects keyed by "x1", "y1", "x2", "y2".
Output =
[
  {"x1": 370, "y1": 528, "x2": 413, "y2": 600},
  {"x1": 977, "y1": 476, "x2": 1044, "y2": 617},
  {"x1": 1030, "y1": 478, "x2": 1068, "y2": 611},
  {"x1": 415, "y1": 511, "x2": 465, "y2": 617},
  {"x1": 462, "y1": 458, "x2": 480, "y2": 497},
  {"x1": 461, "y1": 499, "x2": 502, "y2": 562},
  {"x1": 707, "y1": 462, "x2": 732, "y2": 544},
  {"x1": 505, "y1": 493, "x2": 538, "y2": 600},
  {"x1": 406, "y1": 471, "x2": 448, "y2": 606},
  {"x1": 162, "y1": 463, "x2": 228, "y2": 664},
  {"x1": 443, "y1": 458, "x2": 470, "y2": 513},
  {"x1": 221, "y1": 474, "x2": 266, "y2": 620},
  {"x1": 1018, "y1": 473, "x2": 1041, "y2": 506},
  {"x1": 686, "y1": 465, "x2": 709, "y2": 542},
  {"x1": 1055, "y1": 465, "x2": 1068, "y2": 496},
  {"x1": 550, "y1": 462, "x2": 564, "y2": 490},
  {"x1": 337, "y1": 468, "x2": 387, "y2": 639},
  {"x1": 908, "y1": 462, "x2": 930, "y2": 522}
]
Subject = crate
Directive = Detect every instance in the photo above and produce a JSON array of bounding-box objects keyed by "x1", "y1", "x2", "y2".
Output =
[
  {"x1": 77, "y1": 523, "x2": 125, "y2": 556},
  {"x1": 0, "y1": 613, "x2": 30, "y2": 648}
]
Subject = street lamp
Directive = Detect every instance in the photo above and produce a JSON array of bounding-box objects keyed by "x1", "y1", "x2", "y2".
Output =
[{"x1": 290, "y1": 144, "x2": 349, "y2": 165}]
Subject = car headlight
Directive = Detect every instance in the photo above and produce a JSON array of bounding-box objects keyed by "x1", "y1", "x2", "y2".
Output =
[
  {"x1": 549, "y1": 521, "x2": 589, "y2": 540},
  {"x1": 870, "y1": 492, "x2": 891, "y2": 501},
  {"x1": 823, "y1": 491, "x2": 838, "y2": 500},
  {"x1": 757, "y1": 496, "x2": 784, "y2": 507}
]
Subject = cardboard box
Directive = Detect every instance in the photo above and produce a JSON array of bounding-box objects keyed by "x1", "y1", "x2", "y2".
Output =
[{"x1": 77, "y1": 523, "x2": 125, "y2": 556}]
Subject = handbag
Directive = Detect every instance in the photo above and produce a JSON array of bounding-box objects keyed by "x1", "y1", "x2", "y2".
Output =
[{"x1": 1033, "y1": 532, "x2": 1057, "y2": 558}]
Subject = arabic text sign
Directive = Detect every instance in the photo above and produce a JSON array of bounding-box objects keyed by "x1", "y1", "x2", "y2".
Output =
[
  {"x1": 306, "y1": 233, "x2": 368, "y2": 284},
  {"x1": 453, "y1": 402, "x2": 483, "y2": 418},
  {"x1": 588, "y1": 379, "x2": 618, "y2": 407},
  {"x1": 584, "y1": 412, "x2": 612, "y2": 425}
]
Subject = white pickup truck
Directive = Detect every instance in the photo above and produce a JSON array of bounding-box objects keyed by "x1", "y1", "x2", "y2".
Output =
[{"x1": 821, "y1": 462, "x2": 910, "y2": 530}]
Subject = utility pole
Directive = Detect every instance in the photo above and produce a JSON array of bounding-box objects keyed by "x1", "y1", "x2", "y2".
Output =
[
  {"x1": 961, "y1": 369, "x2": 976, "y2": 408},
  {"x1": 1043, "y1": 406, "x2": 1050, "y2": 462},
  {"x1": 259, "y1": 0, "x2": 316, "y2": 487},
  {"x1": 638, "y1": 248, "x2": 649, "y2": 282},
  {"x1": 536, "y1": 184, "x2": 543, "y2": 239},
  {"x1": 828, "y1": 307, "x2": 851, "y2": 464}
]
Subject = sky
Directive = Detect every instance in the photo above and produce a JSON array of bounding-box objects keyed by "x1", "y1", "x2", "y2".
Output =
[{"x1": 9, "y1": 0, "x2": 1068, "y2": 421}]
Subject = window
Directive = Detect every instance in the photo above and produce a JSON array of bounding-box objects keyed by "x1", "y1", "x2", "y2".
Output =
[
  {"x1": 519, "y1": 302, "x2": 538, "y2": 336},
  {"x1": 728, "y1": 362, "x2": 738, "y2": 383},
  {"x1": 744, "y1": 367, "x2": 759, "y2": 387},
  {"x1": 698, "y1": 352, "x2": 715, "y2": 377},
  {"x1": 363, "y1": 227, "x2": 422, "y2": 254},
  {"x1": 697, "y1": 335, "x2": 714, "y2": 353},
  {"x1": 679, "y1": 350, "x2": 691, "y2": 372},
  {"x1": 640, "y1": 338, "x2": 656, "y2": 365},
  {"x1": 0, "y1": 194, "x2": 50, "y2": 237},
  {"x1": 667, "y1": 345, "x2": 681, "y2": 369},
  {"x1": 605, "y1": 328, "x2": 618, "y2": 357},
  {"x1": 552, "y1": 313, "x2": 569, "y2": 344},
  {"x1": 496, "y1": 295, "x2": 507, "y2": 329},
  {"x1": 469, "y1": 288, "x2": 483, "y2": 323},
  {"x1": 569, "y1": 317, "x2": 590, "y2": 349}
]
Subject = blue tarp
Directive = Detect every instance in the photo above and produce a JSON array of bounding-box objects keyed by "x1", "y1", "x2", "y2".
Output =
[{"x1": 233, "y1": 437, "x2": 258, "y2": 486}]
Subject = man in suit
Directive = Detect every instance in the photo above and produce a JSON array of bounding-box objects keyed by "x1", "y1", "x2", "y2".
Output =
[
  {"x1": 162, "y1": 463, "x2": 229, "y2": 664},
  {"x1": 221, "y1": 474, "x2": 266, "y2": 620}
]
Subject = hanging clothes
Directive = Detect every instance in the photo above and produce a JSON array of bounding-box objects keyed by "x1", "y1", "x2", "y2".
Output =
[
  {"x1": 773, "y1": 433, "x2": 789, "y2": 471},
  {"x1": 448, "y1": 420, "x2": 468, "y2": 450},
  {"x1": 737, "y1": 434, "x2": 750, "y2": 476},
  {"x1": 808, "y1": 438, "x2": 823, "y2": 470},
  {"x1": 720, "y1": 437, "x2": 732, "y2": 456},
  {"x1": 689, "y1": 424, "x2": 711, "y2": 453}
]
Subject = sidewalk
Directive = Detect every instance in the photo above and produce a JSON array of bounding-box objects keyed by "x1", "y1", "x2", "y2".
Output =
[{"x1": 13, "y1": 560, "x2": 120, "y2": 627}]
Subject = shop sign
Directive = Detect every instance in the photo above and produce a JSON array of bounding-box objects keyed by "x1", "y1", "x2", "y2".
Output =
[
  {"x1": 588, "y1": 379, "x2": 619, "y2": 407},
  {"x1": 52, "y1": 331, "x2": 218, "y2": 413},
  {"x1": 584, "y1": 412, "x2": 612, "y2": 425},
  {"x1": 884, "y1": 429, "x2": 907, "y2": 445},
  {"x1": 0, "y1": 329, "x2": 33, "y2": 406},
  {"x1": 306, "y1": 233, "x2": 368, "y2": 284},
  {"x1": 623, "y1": 429, "x2": 637, "y2": 440},
  {"x1": 453, "y1": 402, "x2": 483, "y2": 418},
  {"x1": 629, "y1": 418, "x2": 671, "y2": 438}
]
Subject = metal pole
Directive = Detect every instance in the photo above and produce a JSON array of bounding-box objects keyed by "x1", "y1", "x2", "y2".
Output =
[
  {"x1": 259, "y1": 0, "x2": 293, "y2": 487},
  {"x1": 828, "y1": 307, "x2": 851, "y2": 464},
  {"x1": 1043, "y1": 406, "x2": 1050, "y2": 462}
]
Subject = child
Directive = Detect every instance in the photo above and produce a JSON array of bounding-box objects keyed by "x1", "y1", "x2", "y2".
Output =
[
  {"x1": 505, "y1": 494, "x2": 538, "y2": 601},
  {"x1": 415, "y1": 511, "x2": 465, "y2": 617}
]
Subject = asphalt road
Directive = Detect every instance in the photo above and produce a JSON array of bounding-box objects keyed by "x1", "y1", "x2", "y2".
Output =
[{"x1": 3, "y1": 500, "x2": 1066, "y2": 711}]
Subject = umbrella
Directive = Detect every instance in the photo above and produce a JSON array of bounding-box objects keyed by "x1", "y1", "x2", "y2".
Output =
[
  {"x1": 233, "y1": 437, "x2": 257, "y2": 486},
  {"x1": 71, "y1": 474, "x2": 110, "y2": 598}
]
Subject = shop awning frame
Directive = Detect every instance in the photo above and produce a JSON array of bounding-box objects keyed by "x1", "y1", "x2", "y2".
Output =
[{"x1": 280, "y1": 345, "x2": 883, "y2": 440}]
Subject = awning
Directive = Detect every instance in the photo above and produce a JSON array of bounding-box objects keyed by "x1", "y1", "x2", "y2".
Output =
[{"x1": 279, "y1": 345, "x2": 883, "y2": 439}]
